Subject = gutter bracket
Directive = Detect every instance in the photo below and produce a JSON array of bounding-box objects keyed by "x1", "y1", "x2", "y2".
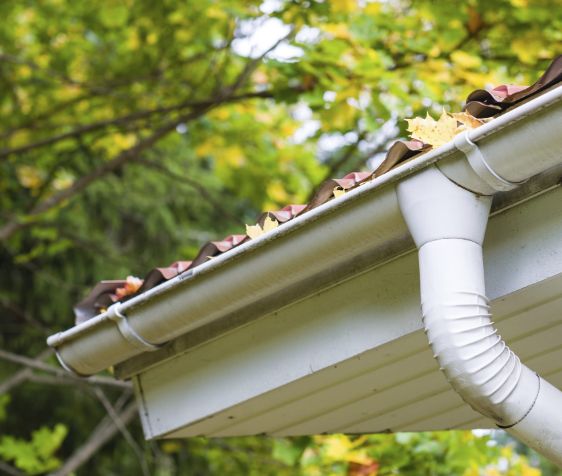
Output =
[
  {"x1": 454, "y1": 131, "x2": 525, "y2": 192},
  {"x1": 107, "y1": 303, "x2": 161, "y2": 352}
]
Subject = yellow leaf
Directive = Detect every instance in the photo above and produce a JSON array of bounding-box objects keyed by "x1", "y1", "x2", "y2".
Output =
[
  {"x1": 520, "y1": 465, "x2": 540, "y2": 476},
  {"x1": 127, "y1": 30, "x2": 140, "y2": 50},
  {"x1": 161, "y1": 441, "x2": 181, "y2": 454},
  {"x1": 267, "y1": 181, "x2": 289, "y2": 204},
  {"x1": 263, "y1": 216, "x2": 278, "y2": 233},
  {"x1": 429, "y1": 45, "x2": 441, "y2": 58},
  {"x1": 175, "y1": 29, "x2": 192, "y2": 43},
  {"x1": 406, "y1": 110, "x2": 482, "y2": 147},
  {"x1": 146, "y1": 32, "x2": 158, "y2": 45},
  {"x1": 323, "y1": 435, "x2": 353, "y2": 460},
  {"x1": 333, "y1": 187, "x2": 345, "y2": 198},
  {"x1": 322, "y1": 102, "x2": 357, "y2": 131},
  {"x1": 364, "y1": 3, "x2": 382, "y2": 15},
  {"x1": 406, "y1": 111, "x2": 457, "y2": 147},
  {"x1": 113, "y1": 133, "x2": 136, "y2": 150},
  {"x1": 511, "y1": 36, "x2": 553, "y2": 64},
  {"x1": 222, "y1": 145, "x2": 245, "y2": 167},
  {"x1": 52, "y1": 170, "x2": 75, "y2": 191},
  {"x1": 16, "y1": 166, "x2": 44, "y2": 190},
  {"x1": 168, "y1": 10, "x2": 184, "y2": 24},
  {"x1": 207, "y1": 5, "x2": 227, "y2": 19},
  {"x1": 245, "y1": 216, "x2": 279, "y2": 239},
  {"x1": 9, "y1": 130, "x2": 31, "y2": 148},
  {"x1": 331, "y1": 0, "x2": 357, "y2": 13},
  {"x1": 323, "y1": 23, "x2": 351, "y2": 40},
  {"x1": 451, "y1": 51, "x2": 482, "y2": 69},
  {"x1": 195, "y1": 141, "x2": 214, "y2": 157},
  {"x1": 500, "y1": 446, "x2": 513, "y2": 458},
  {"x1": 16, "y1": 65, "x2": 32, "y2": 79},
  {"x1": 452, "y1": 112, "x2": 483, "y2": 129}
]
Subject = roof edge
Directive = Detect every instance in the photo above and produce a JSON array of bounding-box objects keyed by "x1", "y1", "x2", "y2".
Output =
[{"x1": 47, "y1": 85, "x2": 562, "y2": 377}]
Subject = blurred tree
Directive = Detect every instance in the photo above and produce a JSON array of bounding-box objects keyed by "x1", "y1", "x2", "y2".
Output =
[{"x1": 0, "y1": 0, "x2": 559, "y2": 474}]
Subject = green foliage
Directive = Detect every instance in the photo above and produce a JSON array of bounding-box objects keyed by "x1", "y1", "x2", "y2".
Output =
[
  {"x1": 0, "y1": 422, "x2": 67, "y2": 475},
  {"x1": 272, "y1": 432, "x2": 544, "y2": 476},
  {"x1": 0, "y1": 0, "x2": 559, "y2": 474}
]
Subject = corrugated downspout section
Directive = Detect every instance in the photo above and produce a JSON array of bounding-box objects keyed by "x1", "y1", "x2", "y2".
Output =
[{"x1": 397, "y1": 167, "x2": 562, "y2": 467}]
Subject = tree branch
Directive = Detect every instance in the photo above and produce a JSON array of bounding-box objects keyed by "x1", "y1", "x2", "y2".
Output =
[
  {"x1": 221, "y1": 29, "x2": 294, "y2": 98},
  {"x1": 48, "y1": 400, "x2": 138, "y2": 476},
  {"x1": 0, "y1": 349, "x2": 131, "y2": 390},
  {"x1": 134, "y1": 157, "x2": 239, "y2": 225},
  {"x1": 0, "y1": 461, "x2": 25, "y2": 476},
  {"x1": 0, "y1": 349, "x2": 52, "y2": 394},
  {"x1": 1, "y1": 52, "x2": 283, "y2": 241},
  {"x1": 92, "y1": 387, "x2": 149, "y2": 476},
  {"x1": 0, "y1": 300, "x2": 52, "y2": 335},
  {"x1": 0, "y1": 112, "x2": 202, "y2": 241},
  {"x1": 0, "y1": 90, "x2": 274, "y2": 160}
]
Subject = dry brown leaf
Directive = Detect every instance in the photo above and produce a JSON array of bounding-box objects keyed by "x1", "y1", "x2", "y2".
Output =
[{"x1": 113, "y1": 276, "x2": 143, "y2": 300}]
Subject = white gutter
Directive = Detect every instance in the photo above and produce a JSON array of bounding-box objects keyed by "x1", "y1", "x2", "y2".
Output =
[
  {"x1": 397, "y1": 86, "x2": 562, "y2": 465},
  {"x1": 47, "y1": 142, "x2": 456, "y2": 376},
  {"x1": 47, "y1": 83, "x2": 562, "y2": 393}
]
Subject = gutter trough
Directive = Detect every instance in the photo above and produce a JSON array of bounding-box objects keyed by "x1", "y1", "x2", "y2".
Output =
[{"x1": 47, "y1": 85, "x2": 562, "y2": 382}]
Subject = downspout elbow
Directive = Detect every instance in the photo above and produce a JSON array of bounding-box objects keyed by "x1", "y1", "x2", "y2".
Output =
[{"x1": 397, "y1": 166, "x2": 562, "y2": 467}]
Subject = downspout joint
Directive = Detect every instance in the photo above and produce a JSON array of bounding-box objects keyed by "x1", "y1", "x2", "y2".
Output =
[{"x1": 397, "y1": 165, "x2": 562, "y2": 467}]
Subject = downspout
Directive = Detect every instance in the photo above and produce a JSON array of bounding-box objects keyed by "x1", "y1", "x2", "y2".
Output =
[{"x1": 397, "y1": 164, "x2": 562, "y2": 466}]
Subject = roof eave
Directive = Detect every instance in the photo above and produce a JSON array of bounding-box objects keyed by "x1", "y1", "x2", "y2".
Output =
[{"x1": 47, "y1": 85, "x2": 562, "y2": 377}]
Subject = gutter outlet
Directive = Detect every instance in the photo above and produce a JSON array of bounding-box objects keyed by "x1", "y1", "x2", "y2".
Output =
[{"x1": 397, "y1": 166, "x2": 562, "y2": 467}]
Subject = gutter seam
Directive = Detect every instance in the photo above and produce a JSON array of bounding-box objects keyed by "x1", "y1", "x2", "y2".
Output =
[{"x1": 497, "y1": 373, "x2": 541, "y2": 429}]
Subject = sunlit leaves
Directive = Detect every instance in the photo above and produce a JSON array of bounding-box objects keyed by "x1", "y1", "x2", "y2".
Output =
[
  {"x1": 245, "y1": 215, "x2": 278, "y2": 239},
  {"x1": 451, "y1": 51, "x2": 483, "y2": 69},
  {"x1": 0, "y1": 423, "x2": 67, "y2": 475},
  {"x1": 16, "y1": 166, "x2": 45, "y2": 190},
  {"x1": 271, "y1": 431, "x2": 541, "y2": 476},
  {"x1": 406, "y1": 110, "x2": 482, "y2": 147}
]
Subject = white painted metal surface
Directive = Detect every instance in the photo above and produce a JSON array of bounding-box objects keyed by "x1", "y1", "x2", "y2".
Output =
[
  {"x1": 134, "y1": 185, "x2": 562, "y2": 439},
  {"x1": 398, "y1": 166, "x2": 562, "y2": 465},
  {"x1": 47, "y1": 85, "x2": 562, "y2": 377}
]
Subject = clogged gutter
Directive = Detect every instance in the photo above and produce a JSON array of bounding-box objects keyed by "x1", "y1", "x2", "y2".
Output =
[{"x1": 73, "y1": 55, "x2": 562, "y2": 325}]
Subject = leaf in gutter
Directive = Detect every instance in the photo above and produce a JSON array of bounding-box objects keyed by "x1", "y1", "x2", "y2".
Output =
[
  {"x1": 406, "y1": 110, "x2": 482, "y2": 147},
  {"x1": 112, "y1": 275, "x2": 143, "y2": 300},
  {"x1": 333, "y1": 186, "x2": 345, "y2": 198},
  {"x1": 245, "y1": 216, "x2": 279, "y2": 240},
  {"x1": 451, "y1": 112, "x2": 484, "y2": 129},
  {"x1": 406, "y1": 111, "x2": 458, "y2": 147}
]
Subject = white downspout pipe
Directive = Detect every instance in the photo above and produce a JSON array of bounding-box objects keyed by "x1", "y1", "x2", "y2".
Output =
[{"x1": 397, "y1": 166, "x2": 562, "y2": 467}]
